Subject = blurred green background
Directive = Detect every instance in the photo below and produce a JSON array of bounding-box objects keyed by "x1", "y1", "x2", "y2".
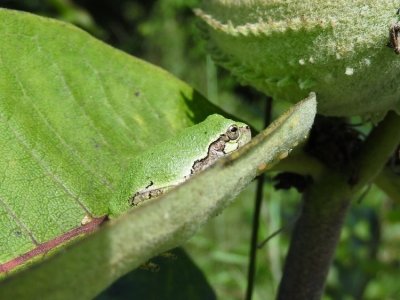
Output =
[{"x1": 2, "y1": 1, "x2": 399, "y2": 299}]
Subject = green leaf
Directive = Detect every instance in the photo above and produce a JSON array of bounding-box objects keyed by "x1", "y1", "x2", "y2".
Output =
[
  {"x1": 196, "y1": 1, "x2": 400, "y2": 118},
  {"x1": 0, "y1": 8, "x2": 219, "y2": 274},
  {"x1": 0, "y1": 92, "x2": 316, "y2": 300}
]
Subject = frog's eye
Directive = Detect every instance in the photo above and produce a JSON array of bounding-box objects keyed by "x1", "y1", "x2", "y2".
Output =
[{"x1": 227, "y1": 124, "x2": 239, "y2": 140}]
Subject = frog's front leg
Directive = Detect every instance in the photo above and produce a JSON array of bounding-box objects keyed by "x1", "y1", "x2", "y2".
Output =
[
  {"x1": 389, "y1": 23, "x2": 400, "y2": 54},
  {"x1": 129, "y1": 182, "x2": 175, "y2": 206}
]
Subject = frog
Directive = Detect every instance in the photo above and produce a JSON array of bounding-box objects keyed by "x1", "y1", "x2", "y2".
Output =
[{"x1": 109, "y1": 114, "x2": 251, "y2": 216}]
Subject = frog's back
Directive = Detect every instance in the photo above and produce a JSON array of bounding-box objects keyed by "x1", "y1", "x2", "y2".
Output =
[{"x1": 109, "y1": 114, "x2": 242, "y2": 216}]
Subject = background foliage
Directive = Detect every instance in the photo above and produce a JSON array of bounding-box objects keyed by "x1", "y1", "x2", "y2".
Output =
[{"x1": 1, "y1": 1, "x2": 399, "y2": 299}]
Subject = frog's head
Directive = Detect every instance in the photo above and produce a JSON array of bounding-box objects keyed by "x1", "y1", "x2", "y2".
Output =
[
  {"x1": 221, "y1": 121, "x2": 251, "y2": 154},
  {"x1": 201, "y1": 114, "x2": 251, "y2": 155},
  {"x1": 190, "y1": 115, "x2": 252, "y2": 175}
]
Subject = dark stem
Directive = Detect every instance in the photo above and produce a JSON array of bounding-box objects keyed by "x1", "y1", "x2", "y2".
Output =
[
  {"x1": 277, "y1": 111, "x2": 400, "y2": 300},
  {"x1": 277, "y1": 173, "x2": 350, "y2": 300},
  {"x1": 245, "y1": 97, "x2": 272, "y2": 300}
]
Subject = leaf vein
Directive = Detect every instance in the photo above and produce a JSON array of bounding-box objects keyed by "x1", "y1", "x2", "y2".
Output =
[
  {"x1": 83, "y1": 60, "x2": 136, "y2": 145},
  {"x1": 0, "y1": 195, "x2": 39, "y2": 246},
  {"x1": 12, "y1": 72, "x2": 114, "y2": 191},
  {"x1": 1, "y1": 113, "x2": 92, "y2": 216},
  {"x1": 33, "y1": 36, "x2": 115, "y2": 151}
]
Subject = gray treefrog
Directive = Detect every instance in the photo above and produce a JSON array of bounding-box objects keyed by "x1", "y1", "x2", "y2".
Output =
[{"x1": 110, "y1": 114, "x2": 251, "y2": 216}]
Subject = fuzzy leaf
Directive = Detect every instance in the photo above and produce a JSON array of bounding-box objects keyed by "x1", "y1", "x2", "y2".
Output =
[{"x1": 196, "y1": 0, "x2": 400, "y2": 118}]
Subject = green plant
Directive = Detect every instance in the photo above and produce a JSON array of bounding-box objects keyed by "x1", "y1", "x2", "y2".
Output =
[
  {"x1": 197, "y1": 1, "x2": 400, "y2": 299},
  {"x1": 0, "y1": 1, "x2": 399, "y2": 299},
  {"x1": 0, "y1": 6, "x2": 314, "y2": 300}
]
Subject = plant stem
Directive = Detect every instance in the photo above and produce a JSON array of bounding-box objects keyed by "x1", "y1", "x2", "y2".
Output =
[
  {"x1": 353, "y1": 112, "x2": 400, "y2": 190},
  {"x1": 277, "y1": 171, "x2": 349, "y2": 300},
  {"x1": 272, "y1": 143, "x2": 400, "y2": 204},
  {"x1": 245, "y1": 97, "x2": 272, "y2": 300},
  {"x1": 277, "y1": 111, "x2": 400, "y2": 300},
  {"x1": 375, "y1": 167, "x2": 400, "y2": 203},
  {"x1": 271, "y1": 148, "x2": 325, "y2": 179}
]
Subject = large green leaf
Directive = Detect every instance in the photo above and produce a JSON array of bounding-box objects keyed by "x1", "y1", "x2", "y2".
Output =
[
  {"x1": 0, "y1": 92, "x2": 316, "y2": 299},
  {"x1": 0, "y1": 8, "x2": 219, "y2": 274}
]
